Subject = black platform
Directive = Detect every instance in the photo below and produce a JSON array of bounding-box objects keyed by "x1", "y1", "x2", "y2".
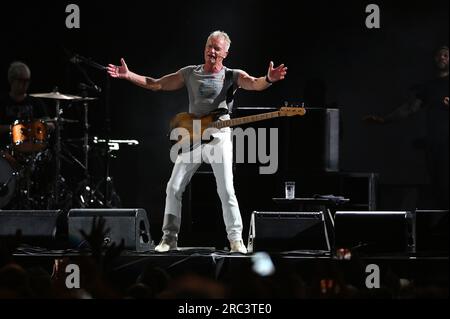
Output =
[{"x1": 11, "y1": 246, "x2": 449, "y2": 299}]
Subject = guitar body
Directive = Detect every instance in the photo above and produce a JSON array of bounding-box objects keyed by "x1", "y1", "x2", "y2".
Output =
[
  {"x1": 169, "y1": 108, "x2": 228, "y2": 151},
  {"x1": 169, "y1": 112, "x2": 213, "y2": 142},
  {"x1": 168, "y1": 106, "x2": 305, "y2": 153}
]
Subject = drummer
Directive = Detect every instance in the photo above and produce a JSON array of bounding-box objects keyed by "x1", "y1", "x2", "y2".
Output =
[{"x1": 0, "y1": 61, "x2": 53, "y2": 149}]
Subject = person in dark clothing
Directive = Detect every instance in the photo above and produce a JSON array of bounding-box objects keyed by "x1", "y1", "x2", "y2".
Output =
[
  {"x1": 365, "y1": 46, "x2": 449, "y2": 209},
  {"x1": 0, "y1": 61, "x2": 55, "y2": 210},
  {"x1": 0, "y1": 61, "x2": 50, "y2": 149}
]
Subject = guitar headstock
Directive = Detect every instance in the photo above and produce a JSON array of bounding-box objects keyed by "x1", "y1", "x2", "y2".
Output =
[{"x1": 279, "y1": 106, "x2": 306, "y2": 117}]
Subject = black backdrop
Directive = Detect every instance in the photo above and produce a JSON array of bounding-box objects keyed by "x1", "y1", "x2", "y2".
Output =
[{"x1": 1, "y1": 0, "x2": 448, "y2": 243}]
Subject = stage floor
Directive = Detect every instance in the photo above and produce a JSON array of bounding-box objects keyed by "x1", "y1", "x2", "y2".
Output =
[{"x1": 11, "y1": 246, "x2": 448, "y2": 299}]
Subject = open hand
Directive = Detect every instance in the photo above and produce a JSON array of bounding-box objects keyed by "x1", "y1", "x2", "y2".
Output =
[
  {"x1": 267, "y1": 61, "x2": 287, "y2": 82},
  {"x1": 107, "y1": 58, "x2": 129, "y2": 80},
  {"x1": 80, "y1": 216, "x2": 111, "y2": 260}
]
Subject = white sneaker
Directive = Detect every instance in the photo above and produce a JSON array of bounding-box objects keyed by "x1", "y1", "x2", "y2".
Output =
[
  {"x1": 230, "y1": 240, "x2": 248, "y2": 254},
  {"x1": 155, "y1": 238, "x2": 178, "y2": 252}
]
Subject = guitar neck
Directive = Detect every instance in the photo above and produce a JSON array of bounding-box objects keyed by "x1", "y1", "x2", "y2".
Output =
[{"x1": 210, "y1": 111, "x2": 282, "y2": 129}]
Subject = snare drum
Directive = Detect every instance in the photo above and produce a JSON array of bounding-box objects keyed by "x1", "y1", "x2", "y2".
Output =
[
  {"x1": 0, "y1": 150, "x2": 18, "y2": 208},
  {"x1": 11, "y1": 119, "x2": 48, "y2": 153}
]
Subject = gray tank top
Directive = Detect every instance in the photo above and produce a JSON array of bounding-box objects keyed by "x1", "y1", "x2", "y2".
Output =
[{"x1": 180, "y1": 65, "x2": 239, "y2": 119}]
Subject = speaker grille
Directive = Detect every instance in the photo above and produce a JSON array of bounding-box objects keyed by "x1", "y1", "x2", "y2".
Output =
[
  {"x1": 0, "y1": 210, "x2": 62, "y2": 248},
  {"x1": 334, "y1": 211, "x2": 414, "y2": 254},
  {"x1": 68, "y1": 208, "x2": 153, "y2": 252},
  {"x1": 248, "y1": 211, "x2": 330, "y2": 253}
]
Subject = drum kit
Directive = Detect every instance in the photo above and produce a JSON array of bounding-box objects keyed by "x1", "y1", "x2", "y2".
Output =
[{"x1": 0, "y1": 88, "x2": 132, "y2": 210}]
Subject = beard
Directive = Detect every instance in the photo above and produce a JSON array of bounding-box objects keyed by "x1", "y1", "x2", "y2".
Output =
[
  {"x1": 436, "y1": 61, "x2": 448, "y2": 72},
  {"x1": 437, "y1": 62, "x2": 449, "y2": 72},
  {"x1": 435, "y1": 57, "x2": 448, "y2": 70}
]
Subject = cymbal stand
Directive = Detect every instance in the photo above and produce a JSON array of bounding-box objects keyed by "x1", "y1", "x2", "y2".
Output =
[
  {"x1": 48, "y1": 90, "x2": 72, "y2": 209},
  {"x1": 69, "y1": 53, "x2": 127, "y2": 208},
  {"x1": 104, "y1": 73, "x2": 112, "y2": 207},
  {"x1": 53, "y1": 98, "x2": 62, "y2": 206},
  {"x1": 73, "y1": 95, "x2": 101, "y2": 208},
  {"x1": 83, "y1": 99, "x2": 89, "y2": 179},
  {"x1": 71, "y1": 54, "x2": 116, "y2": 207}
]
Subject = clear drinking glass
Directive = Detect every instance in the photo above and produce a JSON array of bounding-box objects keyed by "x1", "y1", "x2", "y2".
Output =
[{"x1": 285, "y1": 181, "x2": 295, "y2": 199}]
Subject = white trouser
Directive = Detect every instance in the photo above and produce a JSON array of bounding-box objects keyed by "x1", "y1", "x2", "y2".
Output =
[{"x1": 162, "y1": 130, "x2": 243, "y2": 242}]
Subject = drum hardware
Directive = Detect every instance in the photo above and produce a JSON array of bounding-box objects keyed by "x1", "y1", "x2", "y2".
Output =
[
  {"x1": 60, "y1": 144, "x2": 86, "y2": 169},
  {"x1": 0, "y1": 151, "x2": 18, "y2": 208},
  {"x1": 75, "y1": 177, "x2": 112, "y2": 208},
  {"x1": 43, "y1": 117, "x2": 80, "y2": 124},
  {"x1": 92, "y1": 137, "x2": 139, "y2": 151},
  {"x1": 50, "y1": 93, "x2": 62, "y2": 208},
  {"x1": 84, "y1": 136, "x2": 139, "y2": 208},
  {"x1": 11, "y1": 52, "x2": 130, "y2": 210},
  {"x1": 28, "y1": 87, "x2": 106, "y2": 208},
  {"x1": 70, "y1": 83, "x2": 102, "y2": 208},
  {"x1": 0, "y1": 148, "x2": 54, "y2": 209},
  {"x1": 19, "y1": 149, "x2": 54, "y2": 209},
  {"x1": 68, "y1": 54, "x2": 119, "y2": 208},
  {"x1": 30, "y1": 91, "x2": 83, "y2": 100},
  {"x1": 4, "y1": 82, "x2": 106, "y2": 210},
  {"x1": 29, "y1": 87, "x2": 78, "y2": 208},
  {"x1": 0, "y1": 171, "x2": 17, "y2": 196}
]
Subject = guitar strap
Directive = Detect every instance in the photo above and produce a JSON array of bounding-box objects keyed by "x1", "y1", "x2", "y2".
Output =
[{"x1": 225, "y1": 69, "x2": 236, "y2": 114}]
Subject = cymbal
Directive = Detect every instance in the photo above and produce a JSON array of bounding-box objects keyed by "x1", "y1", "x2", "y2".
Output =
[
  {"x1": 30, "y1": 91, "x2": 83, "y2": 100},
  {"x1": 75, "y1": 96, "x2": 99, "y2": 101}
]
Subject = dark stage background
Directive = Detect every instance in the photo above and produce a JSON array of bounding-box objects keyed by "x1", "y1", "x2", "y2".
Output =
[{"x1": 1, "y1": 0, "x2": 448, "y2": 245}]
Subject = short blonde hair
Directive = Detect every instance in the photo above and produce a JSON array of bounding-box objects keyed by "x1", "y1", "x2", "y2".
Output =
[
  {"x1": 8, "y1": 61, "x2": 31, "y2": 83},
  {"x1": 207, "y1": 31, "x2": 231, "y2": 52}
]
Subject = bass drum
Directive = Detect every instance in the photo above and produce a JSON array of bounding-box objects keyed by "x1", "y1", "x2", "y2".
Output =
[{"x1": 0, "y1": 150, "x2": 18, "y2": 208}]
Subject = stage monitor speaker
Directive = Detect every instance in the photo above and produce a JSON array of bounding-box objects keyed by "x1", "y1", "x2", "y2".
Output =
[
  {"x1": 68, "y1": 208, "x2": 153, "y2": 252},
  {"x1": 334, "y1": 211, "x2": 414, "y2": 254},
  {"x1": 233, "y1": 107, "x2": 339, "y2": 173},
  {"x1": 282, "y1": 107, "x2": 340, "y2": 173},
  {"x1": 247, "y1": 211, "x2": 331, "y2": 253},
  {"x1": 0, "y1": 210, "x2": 62, "y2": 248},
  {"x1": 415, "y1": 210, "x2": 448, "y2": 254}
]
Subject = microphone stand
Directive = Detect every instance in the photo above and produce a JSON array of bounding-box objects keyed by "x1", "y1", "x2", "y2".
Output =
[
  {"x1": 70, "y1": 53, "x2": 115, "y2": 208},
  {"x1": 72, "y1": 54, "x2": 107, "y2": 72},
  {"x1": 104, "y1": 71, "x2": 112, "y2": 207}
]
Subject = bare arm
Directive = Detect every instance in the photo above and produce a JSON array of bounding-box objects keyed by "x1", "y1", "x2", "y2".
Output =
[
  {"x1": 384, "y1": 98, "x2": 423, "y2": 123},
  {"x1": 363, "y1": 98, "x2": 423, "y2": 124},
  {"x1": 107, "y1": 58, "x2": 184, "y2": 91},
  {"x1": 237, "y1": 61, "x2": 287, "y2": 91},
  {"x1": 127, "y1": 71, "x2": 184, "y2": 91}
]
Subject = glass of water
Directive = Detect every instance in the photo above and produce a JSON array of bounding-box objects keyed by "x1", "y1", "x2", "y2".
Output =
[{"x1": 285, "y1": 181, "x2": 295, "y2": 199}]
